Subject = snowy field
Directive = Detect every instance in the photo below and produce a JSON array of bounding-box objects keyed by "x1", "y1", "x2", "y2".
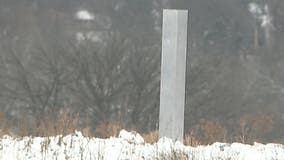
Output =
[{"x1": 0, "y1": 130, "x2": 284, "y2": 160}]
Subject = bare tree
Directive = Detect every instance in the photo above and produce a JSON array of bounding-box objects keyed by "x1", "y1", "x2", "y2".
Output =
[
  {"x1": 128, "y1": 44, "x2": 160, "y2": 132},
  {"x1": 71, "y1": 32, "x2": 131, "y2": 125}
]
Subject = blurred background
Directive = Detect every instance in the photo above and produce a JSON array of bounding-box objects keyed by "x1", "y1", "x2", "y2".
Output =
[{"x1": 0, "y1": 0, "x2": 284, "y2": 144}]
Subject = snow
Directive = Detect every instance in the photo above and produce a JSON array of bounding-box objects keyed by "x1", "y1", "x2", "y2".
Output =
[
  {"x1": 248, "y1": 2, "x2": 273, "y2": 29},
  {"x1": 76, "y1": 31, "x2": 102, "y2": 43},
  {"x1": 118, "y1": 129, "x2": 144, "y2": 144},
  {"x1": 75, "y1": 10, "x2": 94, "y2": 21},
  {"x1": 0, "y1": 130, "x2": 284, "y2": 160},
  {"x1": 260, "y1": 15, "x2": 272, "y2": 28},
  {"x1": 248, "y1": 2, "x2": 262, "y2": 16}
]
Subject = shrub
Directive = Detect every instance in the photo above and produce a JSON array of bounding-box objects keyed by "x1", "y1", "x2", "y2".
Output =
[
  {"x1": 238, "y1": 113, "x2": 274, "y2": 143},
  {"x1": 189, "y1": 119, "x2": 227, "y2": 144}
]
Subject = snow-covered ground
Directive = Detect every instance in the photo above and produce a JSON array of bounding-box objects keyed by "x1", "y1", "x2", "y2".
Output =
[{"x1": 0, "y1": 130, "x2": 284, "y2": 160}]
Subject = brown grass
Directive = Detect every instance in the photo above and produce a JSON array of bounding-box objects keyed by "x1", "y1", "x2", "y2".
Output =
[
  {"x1": 238, "y1": 113, "x2": 274, "y2": 143},
  {"x1": 201, "y1": 120, "x2": 227, "y2": 143},
  {"x1": 95, "y1": 121, "x2": 123, "y2": 138},
  {"x1": 35, "y1": 109, "x2": 80, "y2": 137},
  {"x1": 142, "y1": 129, "x2": 159, "y2": 144},
  {"x1": 184, "y1": 132, "x2": 201, "y2": 147},
  {"x1": 0, "y1": 110, "x2": 281, "y2": 146},
  {"x1": 0, "y1": 112, "x2": 12, "y2": 137},
  {"x1": 188, "y1": 119, "x2": 227, "y2": 144},
  {"x1": 82, "y1": 126, "x2": 94, "y2": 137}
]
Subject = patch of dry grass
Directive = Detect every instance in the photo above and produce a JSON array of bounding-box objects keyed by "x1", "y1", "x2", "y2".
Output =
[
  {"x1": 142, "y1": 129, "x2": 159, "y2": 144},
  {"x1": 0, "y1": 111, "x2": 281, "y2": 146},
  {"x1": 95, "y1": 121, "x2": 123, "y2": 138},
  {"x1": 184, "y1": 132, "x2": 201, "y2": 147},
  {"x1": 35, "y1": 109, "x2": 80, "y2": 136},
  {"x1": 238, "y1": 113, "x2": 274, "y2": 143}
]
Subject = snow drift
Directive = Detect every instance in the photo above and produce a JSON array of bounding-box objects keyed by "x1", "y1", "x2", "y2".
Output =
[{"x1": 0, "y1": 130, "x2": 284, "y2": 160}]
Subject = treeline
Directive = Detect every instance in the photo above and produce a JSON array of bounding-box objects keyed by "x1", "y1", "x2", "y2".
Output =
[{"x1": 0, "y1": 0, "x2": 284, "y2": 142}]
